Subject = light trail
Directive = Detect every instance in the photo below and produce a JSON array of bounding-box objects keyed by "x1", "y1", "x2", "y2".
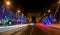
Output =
[
  {"x1": 0, "y1": 24, "x2": 29, "y2": 32},
  {"x1": 35, "y1": 23, "x2": 57, "y2": 35}
]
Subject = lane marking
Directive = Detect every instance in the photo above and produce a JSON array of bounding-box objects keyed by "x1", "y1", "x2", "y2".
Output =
[{"x1": 29, "y1": 26, "x2": 34, "y2": 35}]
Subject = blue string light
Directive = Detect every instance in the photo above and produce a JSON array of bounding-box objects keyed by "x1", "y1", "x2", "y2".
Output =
[{"x1": 42, "y1": 13, "x2": 54, "y2": 24}]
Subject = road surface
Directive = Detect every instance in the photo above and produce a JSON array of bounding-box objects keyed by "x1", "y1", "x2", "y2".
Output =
[
  {"x1": 1, "y1": 23, "x2": 60, "y2": 35},
  {"x1": 20, "y1": 25, "x2": 49, "y2": 35},
  {"x1": 18, "y1": 24, "x2": 60, "y2": 35},
  {"x1": 35, "y1": 23, "x2": 60, "y2": 35}
]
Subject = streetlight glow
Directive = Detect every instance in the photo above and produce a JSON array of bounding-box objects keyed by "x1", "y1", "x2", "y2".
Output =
[
  {"x1": 18, "y1": 10, "x2": 21, "y2": 13},
  {"x1": 44, "y1": 13, "x2": 46, "y2": 16},
  {"x1": 6, "y1": 1, "x2": 10, "y2": 6},
  {"x1": 58, "y1": 0, "x2": 60, "y2": 3},
  {"x1": 48, "y1": 10, "x2": 50, "y2": 13},
  {"x1": 22, "y1": 14, "x2": 24, "y2": 17}
]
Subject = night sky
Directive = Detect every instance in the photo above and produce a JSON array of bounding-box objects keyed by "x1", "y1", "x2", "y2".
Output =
[
  {"x1": 13, "y1": 0, "x2": 58, "y2": 12},
  {"x1": 0, "y1": 0, "x2": 58, "y2": 12}
]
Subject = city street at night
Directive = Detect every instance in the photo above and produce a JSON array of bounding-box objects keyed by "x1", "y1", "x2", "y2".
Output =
[{"x1": 0, "y1": 0, "x2": 60, "y2": 35}]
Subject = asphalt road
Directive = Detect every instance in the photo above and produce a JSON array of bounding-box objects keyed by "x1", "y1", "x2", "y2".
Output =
[
  {"x1": 1, "y1": 24, "x2": 60, "y2": 35},
  {"x1": 20, "y1": 24, "x2": 60, "y2": 35},
  {"x1": 35, "y1": 23, "x2": 60, "y2": 35},
  {"x1": 20, "y1": 25, "x2": 49, "y2": 35}
]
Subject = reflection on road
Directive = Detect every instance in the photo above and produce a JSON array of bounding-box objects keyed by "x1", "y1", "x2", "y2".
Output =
[{"x1": 35, "y1": 23, "x2": 60, "y2": 35}]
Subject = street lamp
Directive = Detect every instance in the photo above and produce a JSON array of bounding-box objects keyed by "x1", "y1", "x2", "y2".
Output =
[
  {"x1": 18, "y1": 10, "x2": 21, "y2": 13},
  {"x1": 6, "y1": 1, "x2": 10, "y2": 6},
  {"x1": 48, "y1": 10, "x2": 50, "y2": 13},
  {"x1": 44, "y1": 13, "x2": 46, "y2": 16},
  {"x1": 17, "y1": 10, "x2": 21, "y2": 15},
  {"x1": 5, "y1": 1, "x2": 10, "y2": 6}
]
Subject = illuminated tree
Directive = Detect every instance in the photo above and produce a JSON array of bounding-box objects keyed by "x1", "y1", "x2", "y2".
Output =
[
  {"x1": 42, "y1": 13, "x2": 54, "y2": 24},
  {"x1": 7, "y1": 8, "x2": 14, "y2": 20},
  {"x1": 0, "y1": 5, "x2": 5, "y2": 19}
]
